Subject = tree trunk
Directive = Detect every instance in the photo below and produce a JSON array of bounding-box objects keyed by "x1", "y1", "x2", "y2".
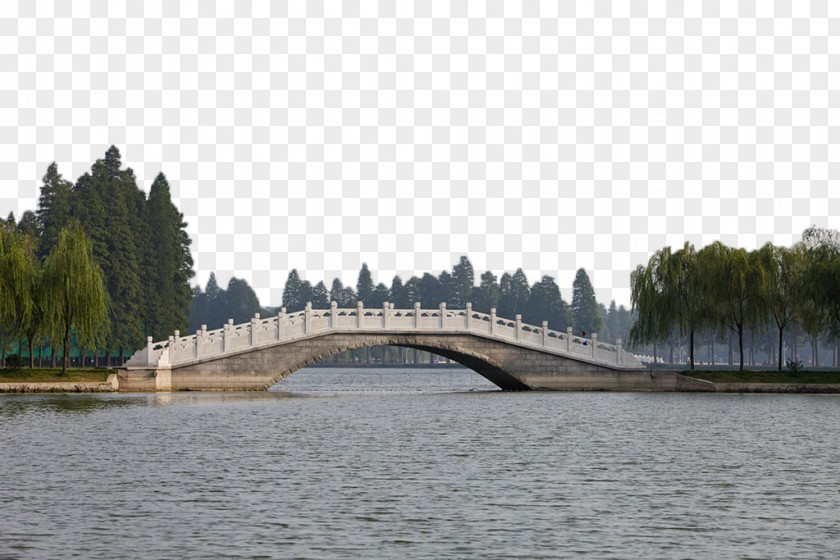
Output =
[
  {"x1": 51, "y1": 347, "x2": 56, "y2": 368},
  {"x1": 38, "y1": 344, "x2": 42, "y2": 368},
  {"x1": 669, "y1": 344, "x2": 674, "y2": 365},
  {"x1": 689, "y1": 330, "x2": 695, "y2": 370},
  {"x1": 813, "y1": 336, "x2": 819, "y2": 367},
  {"x1": 711, "y1": 338, "x2": 715, "y2": 365},
  {"x1": 778, "y1": 326, "x2": 784, "y2": 371},
  {"x1": 728, "y1": 335, "x2": 732, "y2": 366},
  {"x1": 62, "y1": 326, "x2": 71, "y2": 374},
  {"x1": 27, "y1": 337, "x2": 34, "y2": 369},
  {"x1": 738, "y1": 325, "x2": 745, "y2": 371}
]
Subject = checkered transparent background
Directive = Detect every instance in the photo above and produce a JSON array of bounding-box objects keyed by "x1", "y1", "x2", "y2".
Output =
[{"x1": 1, "y1": 1, "x2": 838, "y2": 307}]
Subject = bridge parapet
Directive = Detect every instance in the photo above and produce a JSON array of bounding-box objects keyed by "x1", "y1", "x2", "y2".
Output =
[{"x1": 124, "y1": 302, "x2": 642, "y2": 370}]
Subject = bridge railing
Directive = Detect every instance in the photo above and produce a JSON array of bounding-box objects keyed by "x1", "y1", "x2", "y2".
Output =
[{"x1": 124, "y1": 301, "x2": 640, "y2": 369}]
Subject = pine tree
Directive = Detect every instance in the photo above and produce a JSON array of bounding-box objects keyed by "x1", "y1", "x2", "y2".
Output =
[
  {"x1": 507, "y1": 269, "x2": 531, "y2": 319},
  {"x1": 571, "y1": 268, "x2": 603, "y2": 335},
  {"x1": 143, "y1": 173, "x2": 195, "y2": 339},
  {"x1": 370, "y1": 283, "x2": 390, "y2": 307},
  {"x1": 524, "y1": 276, "x2": 569, "y2": 330},
  {"x1": 497, "y1": 272, "x2": 514, "y2": 318},
  {"x1": 225, "y1": 277, "x2": 261, "y2": 323},
  {"x1": 389, "y1": 276, "x2": 409, "y2": 308},
  {"x1": 451, "y1": 256, "x2": 475, "y2": 308},
  {"x1": 311, "y1": 281, "x2": 330, "y2": 308},
  {"x1": 475, "y1": 271, "x2": 500, "y2": 314},
  {"x1": 282, "y1": 269, "x2": 304, "y2": 312},
  {"x1": 438, "y1": 271, "x2": 455, "y2": 306},
  {"x1": 35, "y1": 163, "x2": 73, "y2": 259},
  {"x1": 356, "y1": 264, "x2": 374, "y2": 305},
  {"x1": 417, "y1": 273, "x2": 443, "y2": 308}
]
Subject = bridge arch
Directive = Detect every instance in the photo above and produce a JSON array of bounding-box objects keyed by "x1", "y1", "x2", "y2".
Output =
[{"x1": 266, "y1": 337, "x2": 530, "y2": 391}]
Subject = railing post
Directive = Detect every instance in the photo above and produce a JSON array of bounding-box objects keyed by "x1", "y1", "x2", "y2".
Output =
[
  {"x1": 330, "y1": 301, "x2": 337, "y2": 329},
  {"x1": 383, "y1": 302, "x2": 390, "y2": 329},
  {"x1": 305, "y1": 302, "x2": 312, "y2": 334},
  {"x1": 224, "y1": 319, "x2": 233, "y2": 352},
  {"x1": 440, "y1": 302, "x2": 446, "y2": 329},
  {"x1": 146, "y1": 336, "x2": 154, "y2": 367},
  {"x1": 542, "y1": 321, "x2": 548, "y2": 346},
  {"x1": 515, "y1": 314, "x2": 522, "y2": 341},
  {"x1": 566, "y1": 327, "x2": 572, "y2": 352},
  {"x1": 277, "y1": 308, "x2": 286, "y2": 340},
  {"x1": 197, "y1": 325, "x2": 206, "y2": 358},
  {"x1": 466, "y1": 303, "x2": 472, "y2": 330},
  {"x1": 616, "y1": 338, "x2": 622, "y2": 365},
  {"x1": 357, "y1": 301, "x2": 364, "y2": 328},
  {"x1": 251, "y1": 313, "x2": 259, "y2": 346},
  {"x1": 414, "y1": 302, "x2": 421, "y2": 328},
  {"x1": 490, "y1": 308, "x2": 496, "y2": 335},
  {"x1": 168, "y1": 335, "x2": 175, "y2": 363},
  {"x1": 591, "y1": 333, "x2": 598, "y2": 359}
]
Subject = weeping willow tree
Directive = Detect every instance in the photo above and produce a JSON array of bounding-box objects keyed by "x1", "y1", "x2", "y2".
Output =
[
  {"x1": 0, "y1": 227, "x2": 37, "y2": 361},
  {"x1": 42, "y1": 223, "x2": 108, "y2": 374},
  {"x1": 629, "y1": 249, "x2": 672, "y2": 363}
]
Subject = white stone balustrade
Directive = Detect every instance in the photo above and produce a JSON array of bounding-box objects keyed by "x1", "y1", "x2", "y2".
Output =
[{"x1": 124, "y1": 302, "x2": 643, "y2": 370}]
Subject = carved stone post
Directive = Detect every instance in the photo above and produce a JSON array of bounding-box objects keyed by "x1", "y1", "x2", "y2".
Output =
[
  {"x1": 515, "y1": 314, "x2": 522, "y2": 341},
  {"x1": 440, "y1": 302, "x2": 446, "y2": 329},
  {"x1": 224, "y1": 319, "x2": 233, "y2": 352},
  {"x1": 466, "y1": 303, "x2": 472, "y2": 330},
  {"x1": 490, "y1": 308, "x2": 497, "y2": 335},
  {"x1": 567, "y1": 327, "x2": 573, "y2": 352},
  {"x1": 616, "y1": 338, "x2": 622, "y2": 365},
  {"x1": 277, "y1": 308, "x2": 286, "y2": 340},
  {"x1": 414, "y1": 302, "x2": 421, "y2": 328},
  {"x1": 330, "y1": 301, "x2": 337, "y2": 329},
  {"x1": 197, "y1": 325, "x2": 206, "y2": 358},
  {"x1": 383, "y1": 302, "x2": 390, "y2": 329},
  {"x1": 251, "y1": 313, "x2": 259, "y2": 346},
  {"x1": 305, "y1": 302, "x2": 312, "y2": 334},
  {"x1": 146, "y1": 336, "x2": 154, "y2": 367},
  {"x1": 542, "y1": 321, "x2": 548, "y2": 346},
  {"x1": 357, "y1": 301, "x2": 364, "y2": 328},
  {"x1": 591, "y1": 333, "x2": 598, "y2": 359},
  {"x1": 168, "y1": 335, "x2": 175, "y2": 363}
]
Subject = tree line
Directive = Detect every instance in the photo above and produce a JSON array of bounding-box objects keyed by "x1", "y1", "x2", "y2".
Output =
[
  {"x1": 630, "y1": 227, "x2": 840, "y2": 371},
  {"x1": 189, "y1": 258, "x2": 632, "y2": 366},
  {"x1": 0, "y1": 147, "x2": 194, "y2": 370}
]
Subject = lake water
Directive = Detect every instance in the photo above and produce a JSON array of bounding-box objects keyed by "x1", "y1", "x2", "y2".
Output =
[{"x1": 2, "y1": 367, "x2": 839, "y2": 559}]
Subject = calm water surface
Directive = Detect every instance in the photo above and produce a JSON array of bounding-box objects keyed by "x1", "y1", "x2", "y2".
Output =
[{"x1": 2, "y1": 367, "x2": 839, "y2": 559}]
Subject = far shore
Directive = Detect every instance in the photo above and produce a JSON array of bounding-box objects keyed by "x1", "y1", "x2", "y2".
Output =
[{"x1": 2, "y1": 366, "x2": 840, "y2": 394}]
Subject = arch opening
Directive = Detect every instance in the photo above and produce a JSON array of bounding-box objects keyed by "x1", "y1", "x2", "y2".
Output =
[{"x1": 268, "y1": 339, "x2": 531, "y2": 391}]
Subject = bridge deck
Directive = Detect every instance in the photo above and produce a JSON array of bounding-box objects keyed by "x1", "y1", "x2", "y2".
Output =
[{"x1": 126, "y1": 303, "x2": 642, "y2": 371}]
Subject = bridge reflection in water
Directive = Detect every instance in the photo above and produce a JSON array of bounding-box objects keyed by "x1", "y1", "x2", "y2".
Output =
[{"x1": 121, "y1": 302, "x2": 712, "y2": 393}]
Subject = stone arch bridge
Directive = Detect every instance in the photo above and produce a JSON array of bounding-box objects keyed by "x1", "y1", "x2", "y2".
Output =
[{"x1": 120, "y1": 302, "x2": 712, "y2": 392}]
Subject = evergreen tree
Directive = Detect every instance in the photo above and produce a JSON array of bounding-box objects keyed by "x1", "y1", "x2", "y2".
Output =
[
  {"x1": 73, "y1": 147, "x2": 144, "y2": 359},
  {"x1": 299, "y1": 280, "x2": 314, "y2": 307},
  {"x1": 311, "y1": 281, "x2": 330, "y2": 308},
  {"x1": 497, "y1": 272, "x2": 514, "y2": 318},
  {"x1": 143, "y1": 173, "x2": 195, "y2": 339},
  {"x1": 404, "y1": 276, "x2": 421, "y2": 306},
  {"x1": 438, "y1": 271, "x2": 455, "y2": 306},
  {"x1": 524, "y1": 276, "x2": 569, "y2": 330},
  {"x1": 17, "y1": 211, "x2": 39, "y2": 241},
  {"x1": 329, "y1": 278, "x2": 345, "y2": 305},
  {"x1": 508, "y1": 269, "x2": 531, "y2": 319},
  {"x1": 475, "y1": 271, "x2": 500, "y2": 314},
  {"x1": 282, "y1": 269, "x2": 304, "y2": 312},
  {"x1": 417, "y1": 273, "x2": 443, "y2": 308},
  {"x1": 571, "y1": 268, "x2": 602, "y2": 335},
  {"x1": 451, "y1": 256, "x2": 475, "y2": 308},
  {"x1": 389, "y1": 276, "x2": 409, "y2": 308},
  {"x1": 370, "y1": 283, "x2": 390, "y2": 307},
  {"x1": 225, "y1": 277, "x2": 261, "y2": 323},
  {"x1": 605, "y1": 301, "x2": 620, "y2": 343},
  {"x1": 356, "y1": 264, "x2": 374, "y2": 305}
]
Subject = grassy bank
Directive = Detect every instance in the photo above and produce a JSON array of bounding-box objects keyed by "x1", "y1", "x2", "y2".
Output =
[
  {"x1": 687, "y1": 370, "x2": 840, "y2": 384},
  {"x1": 0, "y1": 368, "x2": 114, "y2": 383}
]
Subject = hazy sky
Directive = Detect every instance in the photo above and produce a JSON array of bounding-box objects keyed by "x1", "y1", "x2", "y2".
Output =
[{"x1": 2, "y1": 1, "x2": 838, "y2": 307}]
